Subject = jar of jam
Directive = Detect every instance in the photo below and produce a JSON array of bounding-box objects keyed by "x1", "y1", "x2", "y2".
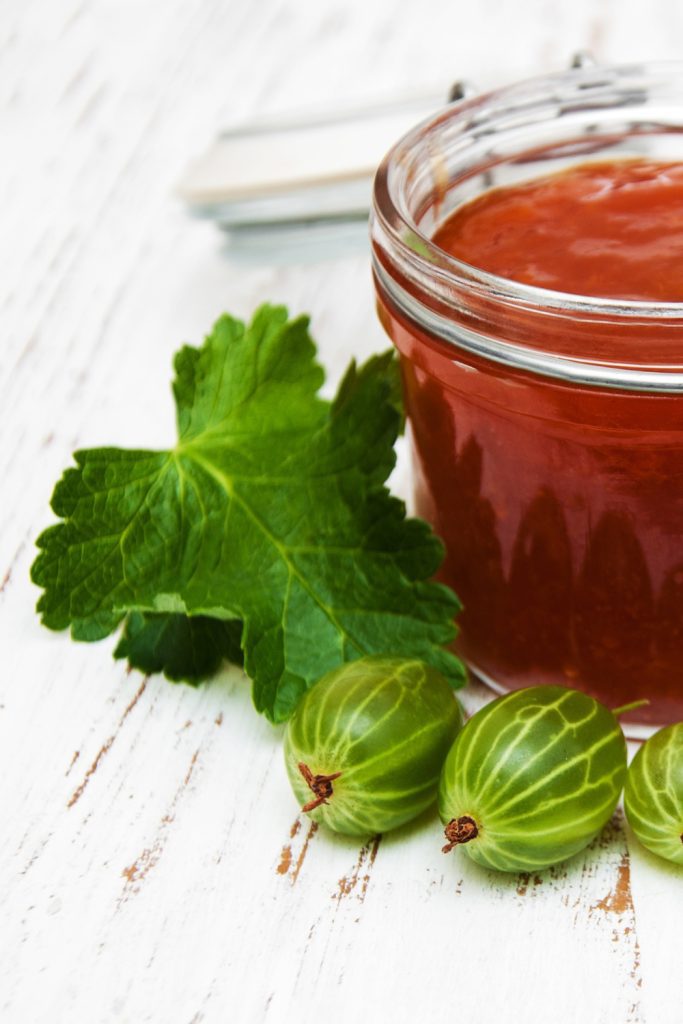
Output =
[{"x1": 371, "y1": 62, "x2": 683, "y2": 733}]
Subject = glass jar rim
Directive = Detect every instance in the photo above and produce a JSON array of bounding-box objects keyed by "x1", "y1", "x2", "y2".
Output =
[{"x1": 372, "y1": 59, "x2": 683, "y2": 321}]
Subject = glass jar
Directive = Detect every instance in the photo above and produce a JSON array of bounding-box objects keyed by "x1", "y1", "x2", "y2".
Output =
[{"x1": 371, "y1": 62, "x2": 683, "y2": 734}]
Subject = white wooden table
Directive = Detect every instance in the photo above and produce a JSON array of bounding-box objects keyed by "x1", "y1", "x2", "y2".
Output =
[{"x1": 2, "y1": 2, "x2": 681, "y2": 1021}]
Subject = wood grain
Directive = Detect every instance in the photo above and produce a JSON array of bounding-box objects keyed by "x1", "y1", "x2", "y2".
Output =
[{"x1": 1, "y1": 1, "x2": 683, "y2": 1022}]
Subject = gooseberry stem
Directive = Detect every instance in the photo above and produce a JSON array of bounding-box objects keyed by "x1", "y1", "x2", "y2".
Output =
[
  {"x1": 442, "y1": 816, "x2": 479, "y2": 853},
  {"x1": 297, "y1": 761, "x2": 342, "y2": 813},
  {"x1": 612, "y1": 698, "x2": 650, "y2": 718}
]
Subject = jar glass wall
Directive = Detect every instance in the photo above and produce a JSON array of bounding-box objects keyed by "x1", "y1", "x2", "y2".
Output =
[{"x1": 371, "y1": 62, "x2": 683, "y2": 734}]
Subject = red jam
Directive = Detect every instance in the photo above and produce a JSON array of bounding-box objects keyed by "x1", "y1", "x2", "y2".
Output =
[
  {"x1": 383, "y1": 159, "x2": 683, "y2": 726},
  {"x1": 432, "y1": 159, "x2": 683, "y2": 302}
]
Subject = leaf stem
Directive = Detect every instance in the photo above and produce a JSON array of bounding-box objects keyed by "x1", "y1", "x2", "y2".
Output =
[{"x1": 612, "y1": 698, "x2": 650, "y2": 718}]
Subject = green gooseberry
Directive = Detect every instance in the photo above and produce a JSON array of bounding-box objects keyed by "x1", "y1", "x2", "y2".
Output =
[
  {"x1": 284, "y1": 656, "x2": 462, "y2": 836},
  {"x1": 438, "y1": 686, "x2": 627, "y2": 873},
  {"x1": 624, "y1": 723, "x2": 683, "y2": 866}
]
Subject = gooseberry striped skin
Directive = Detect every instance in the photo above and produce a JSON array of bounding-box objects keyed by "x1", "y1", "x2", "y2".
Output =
[
  {"x1": 284, "y1": 657, "x2": 462, "y2": 836},
  {"x1": 438, "y1": 686, "x2": 627, "y2": 873},
  {"x1": 624, "y1": 723, "x2": 683, "y2": 866}
]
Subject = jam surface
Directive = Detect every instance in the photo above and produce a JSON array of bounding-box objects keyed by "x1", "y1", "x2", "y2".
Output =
[
  {"x1": 381, "y1": 159, "x2": 683, "y2": 726},
  {"x1": 433, "y1": 159, "x2": 683, "y2": 300}
]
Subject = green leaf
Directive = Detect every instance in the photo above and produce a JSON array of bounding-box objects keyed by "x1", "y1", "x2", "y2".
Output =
[
  {"x1": 114, "y1": 612, "x2": 243, "y2": 681},
  {"x1": 31, "y1": 304, "x2": 464, "y2": 721}
]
